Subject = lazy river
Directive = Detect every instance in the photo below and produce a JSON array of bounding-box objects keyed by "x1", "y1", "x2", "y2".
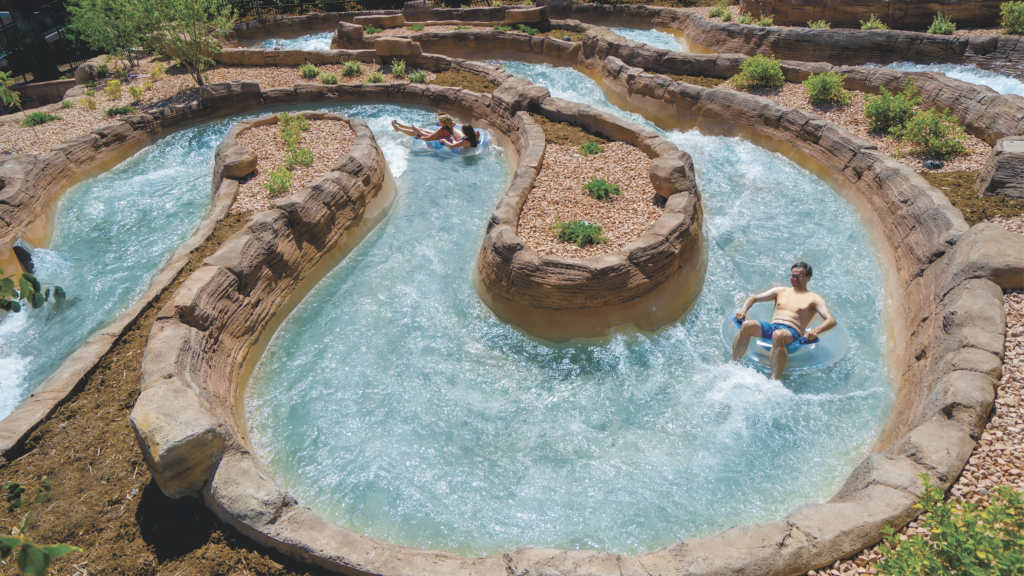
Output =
[
  {"x1": 872, "y1": 61, "x2": 1024, "y2": 96},
  {"x1": 255, "y1": 31, "x2": 334, "y2": 50},
  {"x1": 244, "y1": 83, "x2": 894, "y2": 556},
  {"x1": 609, "y1": 27, "x2": 685, "y2": 52}
]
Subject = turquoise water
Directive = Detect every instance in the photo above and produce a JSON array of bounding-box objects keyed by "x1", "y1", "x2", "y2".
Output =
[
  {"x1": 610, "y1": 27, "x2": 684, "y2": 52},
  {"x1": 869, "y1": 61, "x2": 1024, "y2": 96},
  {"x1": 246, "y1": 83, "x2": 894, "y2": 555},
  {"x1": 256, "y1": 32, "x2": 333, "y2": 51}
]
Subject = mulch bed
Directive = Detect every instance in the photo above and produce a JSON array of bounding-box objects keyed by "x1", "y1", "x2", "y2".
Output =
[{"x1": 919, "y1": 170, "x2": 1024, "y2": 226}]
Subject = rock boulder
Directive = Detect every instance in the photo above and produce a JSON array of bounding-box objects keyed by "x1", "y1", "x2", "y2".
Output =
[
  {"x1": 976, "y1": 136, "x2": 1024, "y2": 199},
  {"x1": 505, "y1": 6, "x2": 548, "y2": 24},
  {"x1": 330, "y1": 21, "x2": 364, "y2": 50},
  {"x1": 353, "y1": 14, "x2": 405, "y2": 28},
  {"x1": 374, "y1": 37, "x2": 423, "y2": 57}
]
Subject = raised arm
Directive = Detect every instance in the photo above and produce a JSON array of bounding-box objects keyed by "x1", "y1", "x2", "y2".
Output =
[
  {"x1": 806, "y1": 297, "x2": 837, "y2": 340},
  {"x1": 736, "y1": 288, "x2": 782, "y2": 321}
]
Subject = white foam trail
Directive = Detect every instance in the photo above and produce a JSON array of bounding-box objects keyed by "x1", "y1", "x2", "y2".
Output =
[{"x1": 868, "y1": 61, "x2": 1024, "y2": 96}]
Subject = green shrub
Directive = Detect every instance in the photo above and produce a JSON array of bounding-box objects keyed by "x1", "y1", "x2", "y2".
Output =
[
  {"x1": 461, "y1": 4, "x2": 469, "y2": 7},
  {"x1": 364, "y1": 25, "x2": 383, "y2": 34},
  {"x1": 583, "y1": 178, "x2": 622, "y2": 201},
  {"x1": 877, "y1": 474, "x2": 1024, "y2": 576},
  {"x1": 319, "y1": 72, "x2": 339, "y2": 84},
  {"x1": 391, "y1": 59, "x2": 407, "y2": 78},
  {"x1": 518, "y1": 24, "x2": 540, "y2": 35},
  {"x1": 493, "y1": 24, "x2": 512, "y2": 31},
  {"x1": 522, "y1": 0, "x2": 533, "y2": 4},
  {"x1": 928, "y1": 12, "x2": 957, "y2": 34},
  {"x1": 105, "y1": 105, "x2": 136, "y2": 116},
  {"x1": 709, "y1": 2, "x2": 727, "y2": 19},
  {"x1": 97, "y1": 64, "x2": 109, "y2": 79},
  {"x1": 756, "y1": 13, "x2": 774, "y2": 26},
  {"x1": 491, "y1": 0, "x2": 502, "y2": 6},
  {"x1": 732, "y1": 54, "x2": 784, "y2": 90},
  {"x1": 890, "y1": 108, "x2": 971, "y2": 159},
  {"x1": 455, "y1": 25, "x2": 470, "y2": 30},
  {"x1": 299, "y1": 62, "x2": 320, "y2": 79},
  {"x1": 20, "y1": 112, "x2": 60, "y2": 127},
  {"x1": 84, "y1": 80, "x2": 96, "y2": 89},
  {"x1": 286, "y1": 146, "x2": 315, "y2": 168},
  {"x1": 263, "y1": 166, "x2": 293, "y2": 196},
  {"x1": 802, "y1": 70, "x2": 852, "y2": 106},
  {"x1": 864, "y1": 79, "x2": 921, "y2": 132},
  {"x1": 149, "y1": 63, "x2": 164, "y2": 81},
  {"x1": 737, "y1": 12, "x2": 754, "y2": 24},
  {"x1": 551, "y1": 218, "x2": 609, "y2": 248},
  {"x1": 408, "y1": 70, "x2": 428, "y2": 83},
  {"x1": 408, "y1": 23, "x2": 425, "y2": 31},
  {"x1": 81, "y1": 97, "x2": 97, "y2": 110},
  {"x1": 366, "y1": 70, "x2": 384, "y2": 83},
  {"x1": 721, "y1": 10, "x2": 732, "y2": 21},
  {"x1": 113, "y1": 67, "x2": 127, "y2": 80},
  {"x1": 85, "y1": 89, "x2": 95, "y2": 97},
  {"x1": 104, "y1": 79, "x2": 122, "y2": 99},
  {"x1": 1002, "y1": 1, "x2": 1024, "y2": 34},
  {"x1": 61, "y1": 100, "x2": 74, "y2": 109},
  {"x1": 861, "y1": 13, "x2": 889, "y2": 30},
  {"x1": 807, "y1": 20, "x2": 830, "y2": 28},
  {"x1": 342, "y1": 60, "x2": 363, "y2": 77},
  {"x1": 128, "y1": 85, "x2": 144, "y2": 101},
  {"x1": 579, "y1": 141, "x2": 604, "y2": 156},
  {"x1": 143, "y1": 80, "x2": 154, "y2": 91}
]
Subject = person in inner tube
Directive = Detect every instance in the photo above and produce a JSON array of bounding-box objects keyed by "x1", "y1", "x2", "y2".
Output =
[
  {"x1": 731, "y1": 262, "x2": 837, "y2": 379},
  {"x1": 440, "y1": 123, "x2": 481, "y2": 151},
  {"x1": 391, "y1": 112, "x2": 463, "y2": 142}
]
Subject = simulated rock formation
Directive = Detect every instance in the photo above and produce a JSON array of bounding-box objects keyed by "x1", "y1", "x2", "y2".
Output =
[{"x1": 740, "y1": 0, "x2": 1004, "y2": 30}]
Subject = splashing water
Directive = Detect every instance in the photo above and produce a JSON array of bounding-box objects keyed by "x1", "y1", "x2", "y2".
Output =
[
  {"x1": 256, "y1": 32, "x2": 334, "y2": 51},
  {"x1": 609, "y1": 27, "x2": 685, "y2": 52},
  {"x1": 869, "y1": 61, "x2": 1024, "y2": 96}
]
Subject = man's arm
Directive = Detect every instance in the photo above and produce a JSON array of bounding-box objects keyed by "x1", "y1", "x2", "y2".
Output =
[
  {"x1": 806, "y1": 297, "x2": 837, "y2": 339},
  {"x1": 736, "y1": 288, "x2": 782, "y2": 321}
]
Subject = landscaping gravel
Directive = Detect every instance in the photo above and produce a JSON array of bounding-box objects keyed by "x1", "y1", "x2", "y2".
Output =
[
  {"x1": 367, "y1": 24, "x2": 493, "y2": 36},
  {"x1": 517, "y1": 142, "x2": 661, "y2": 258}
]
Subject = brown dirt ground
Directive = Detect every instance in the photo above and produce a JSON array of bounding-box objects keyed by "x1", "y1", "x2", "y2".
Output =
[
  {"x1": 430, "y1": 69, "x2": 497, "y2": 94},
  {"x1": 529, "y1": 113, "x2": 610, "y2": 146},
  {"x1": 919, "y1": 170, "x2": 1024, "y2": 226},
  {"x1": 535, "y1": 29, "x2": 585, "y2": 42},
  {"x1": 663, "y1": 73, "x2": 726, "y2": 88},
  {"x1": 0, "y1": 213, "x2": 334, "y2": 576}
]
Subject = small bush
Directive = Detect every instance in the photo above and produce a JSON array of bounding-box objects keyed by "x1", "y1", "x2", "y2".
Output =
[
  {"x1": 61, "y1": 100, "x2": 74, "y2": 109},
  {"x1": 709, "y1": 1, "x2": 727, "y2": 19},
  {"x1": 491, "y1": 0, "x2": 502, "y2": 6},
  {"x1": 802, "y1": 70, "x2": 852, "y2": 106},
  {"x1": 860, "y1": 13, "x2": 889, "y2": 30},
  {"x1": 319, "y1": 72, "x2": 339, "y2": 84},
  {"x1": 408, "y1": 70, "x2": 428, "y2": 83},
  {"x1": 408, "y1": 23, "x2": 425, "y2": 32},
  {"x1": 286, "y1": 147, "x2": 315, "y2": 168},
  {"x1": 493, "y1": 24, "x2": 512, "y2": 31},
  {"x1": 461, "y1": 4, "x2": 469, "y2": 8},
  {"x1": 583, "y1": 178, "x2": 622, "y2": 201},
  {"x1": 299, "y1": 62, "x2": 320, "y2": 79},
  {"x1": 391, "y1": 59, "x2": 407, "y2": 78},
  {"x1": 891, "y1": 108, "x2": 971, "y2": 159},
  {"x1": 756, "y1": 13, "x2": 774, "y2": 26},
  {"x1": 84, "y1": 80, "x2": 96, "y2": 89},
  {"x1": 455, "y1": 25, "x2": 470, "y2": 30},
  {"x1": 517, "y1": 24, "x2": 539, "y2": 35},
  {"x1": 105, "y1": 105, "x2": 137, "y2": 116},
  {"x1": 21, "y1": 112, "x2": 60, "y2": 127},
  {"x1": 263, "y1": 166, "x2": 293, "y2": 196},
  {"x1": 128, "y1": 85, "x2": 144, "y2": 101},
  {"x1": 342, "y1": 60, "x2": 363, "y2": 77},
  {"x1": 732, "y1": 54, "x2": 784, "y2": 90},
  {"x1": 864, "y1": 79, "x2": 921, "y2": 133},
  {"x1": 81, "y1": 97, "x2": 97, "y2": 110},
  {"x1": 364, "y1": 26, "x2": 383, "y2": 34},
  {"x1": 523, "y1": 0, "x2": 533, "y2": 5},
  {"x1": 807, "y1": 20, "x2": 830, "y2": 28},
  {"x1": 113, "y1": 67, "x2": 127, "y2": 80},
  {"x1": 721, "y1": 10, "x2": 732, "y2": 21},
  {"x1": 877, "y1": 474, "x2": 1024, "y2": 576},
  {"x1": 1003, "y1": 1, "x2": 1024, "y2": 34},
  {"x1": 97, "y1": 64, "x2": 109, "y2": 79},
  {"x1": 366, "y1": 71, "x2": 384, "y2": 83},
  {"x1": 551, "y1": 218, "x2": 609, "y2": 248},
  {"x1": 928, "y1": 12, "x2": 957, "y2": 34},
  {"x1": 143, "y1": 81, "x2": 154, "y2": 91},
  {"x1": 149, "y1": 63, "x2": 164, "y2": 81},
  {"x1": 85, "y1": 89, "x2": 95, "y2": 97},
  {"x1": 737, "y1": 12, "x2": 754, "y2": 24},
  {"x1": 579, "y1": 141, "x2": 603, "y2": 156},
  {"x1": 104, "y1": 79, "x2": 122, "y2": 99}
]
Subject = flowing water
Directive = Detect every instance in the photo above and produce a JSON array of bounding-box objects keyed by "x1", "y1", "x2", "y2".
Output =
[
  {"x1": 609, "y1": 27, "x2": 685, "y2": 52},
  {"x1": 245, "y1": 81, "x2": 895, "y2": 556},
  {"x1": 256, "y1": 32, "x2": 334, "y2": 51},
  {"x1": 869, "y1": 61, "x2": 1024, "y2": 96}
]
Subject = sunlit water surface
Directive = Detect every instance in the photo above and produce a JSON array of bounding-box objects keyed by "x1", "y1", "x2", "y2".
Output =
[
  {"x1": 246, "y1": 82, "x2": 895, "y2": 556},
  {"x1": 609, "y1": 27, "x2": 684, "y2": 52},
  {"x1": 256, "y1": 31, "x2": 333, "y2": 50},
  {"x1": 868, "y1": 61, "x2": 1024, "y2": 96}
]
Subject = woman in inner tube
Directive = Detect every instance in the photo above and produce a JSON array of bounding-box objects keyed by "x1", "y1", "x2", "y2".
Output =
[
  {"x1": 440, "y1": 123, "x2": 481, "y2": 151},
  {"x1": 391, "y1": 113, "x2": 462, "y2": 142}
]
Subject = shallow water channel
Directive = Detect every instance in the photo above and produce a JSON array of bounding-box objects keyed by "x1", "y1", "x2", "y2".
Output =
[
  {"x1": 245, "y1": 82, "x2": 895, "y2": 556},
  {"x1": 871, "y1": 61, "x2": 1024, "y2": 96},
  {"x1": 609, "y1": 27, "x2": 685, "y2": 52},
  {"x1": 255, "y1": 32, "x2": 334, "y2": 51}
]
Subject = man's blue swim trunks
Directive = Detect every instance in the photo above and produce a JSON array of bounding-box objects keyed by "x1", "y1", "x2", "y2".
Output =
[{"x1": 757, "y1": 320, "x2": 802, "y2": 351}]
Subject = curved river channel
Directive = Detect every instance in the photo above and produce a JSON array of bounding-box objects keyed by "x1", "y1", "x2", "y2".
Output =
[{"x1": 245, "y1": 86, "x2": 895, "y2": 556}]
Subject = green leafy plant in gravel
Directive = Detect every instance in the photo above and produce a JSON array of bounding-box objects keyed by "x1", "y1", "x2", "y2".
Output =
[
  {"x1": 408, "y1": 23, "x2": 425, "y2": 32},
  {"x1": 149, "y1": 63, "x2": 163, "y2": 81},
  {"x1": 318, "y1": 71, "x2": 338, "y2": 84},
  {"x1": 890, "y1": 108, "x2": 971, "y2": 159},
  {"x1": 20, "y1": 113, "x2": 60, "y2": 127},
  {"x1": 81, "y1": 97, "x2": 97, "y2": 110},
  {"x1": 877, "y1": 473, "x2": 1024, "y2": 576},
  {"x1": 579, "y1": 141, "x2": 603, "y2": 156},
  {"x1": 286, "y1": 146, "x2": 314, "y2": 168},
  {"x1": 143, "y1": 80, "x2": 154, "y2": 91},
  {"x1": 408, "y1": 69, "x2": 427, "y2": 83},
  {"x1": 491, "y1": 0, "x2": 502, "y2": 6},
  {"x1": 84, "y1": 80, "x2": 96, "y2": 88},
  {"x1": 583, "y1": 178, "x2": 622, "y2": 201},
  {"x1": 1, "y1": 270, "x2": 65, "y2": 313},
  {"x1": 85, "y1": 88, "x2": 96, "y2": 97},
  {"x1": 1003, "y1": 1, "x2": 1024, "y2": 34},
  {"x1": 96, "y1": 64, "x2": 109, "y2": 78},
  {"x1": 709, "y1": 0, "x2": 728, "y2": 18},
  {"x1": 732, "y1": 54, "x2": 784, "y2": 90},
  {"x1": 105, "y1": 105, "x2": 137, "y2": 116},
  {"x1": 128, "y1": 85, "x2": 144, "y2": 101},
  {"x1": 807, "y1": 20, "x2": 830, "y2": 28},
  {"x1": 861, "y1": 13, "x2": 889, "y2": 30},
  {"x1": 61, "y1": 100, "x2": 74, "y2": 109},
  {"x1": 756, "y1": 13, "x2": 774, "y2": 26},
  {"x1": 113, "y1": 67, "x2": 127, "y2": 80},
  {"x1": 802, "y1": 70, "x2": 852, "y2": 106},
  {"x1": 455, "y1": 25, "x2": 470, "y2": 30},
  {"x1": 263, "y1": 165, "x2": 293, "y2": 196},
  {"x1": 104, "y1": 78, "x2": 122, "y2": 99},
  {"x1": 366, "y1": 70, "x2": 384, "y2": 83},
  {"x1": 391, "y1": 59, "x2": 407, "y2": 78},
  {"x1": 551, "y1": 218, "x2": 609, "y2": 248},
  {"x1": 493, "y1": 25, "x2": 512, "y2": 32},
  {"x1": 721, "y1": 11, "x2": 732, "y2": 21},
  {"x1": 928, "y1": 12, "x2": 957, "y2": 34},
  {"x1": 864, "y1": 78, "x2": 922, "y2": 133},
  {"x1": 364, "y1": 25, "x2": 383, "y2": 34},
  {"x1": 342, "y1": 60, "x2": 363, "y2": 77},
  {"x1": 299, "y1": 62, "x2": 320, "y2": 79},
  {"x1": 737, "y1": 12, "x2": 753, "y2": 24},
  {"x1": 0, "y1": 478, "x2": 79, "y2": 575},
  {"x1": 517, "y1": 24, "x2": 539, "y2": 35}
]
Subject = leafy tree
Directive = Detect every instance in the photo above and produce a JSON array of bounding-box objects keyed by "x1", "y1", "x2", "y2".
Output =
[
  {"x1": 140, "y1": 0, "x2": 236, "y2": 87},
  {"x1": 67, "y1": 0, "x2": 153, "y2": 69},
  {"x1": 0, "y1": 268, "x2": 66, "y2": 313},
  {"x1": 2, "y1": 0, "x2": 62, "y2": 81}
]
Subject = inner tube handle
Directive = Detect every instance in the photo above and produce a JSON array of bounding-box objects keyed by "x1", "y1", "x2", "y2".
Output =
[{"x1": 798, "y1": 336, "x2": 820, "y2": 346}]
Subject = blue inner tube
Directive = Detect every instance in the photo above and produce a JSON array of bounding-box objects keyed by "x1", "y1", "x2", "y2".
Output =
[
  {"x1": 410, "y1": 126, "x2": 492, "y2": 157},
  {"x1": 720, "y1": 304, "x2": 849, "y2": 374}
]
